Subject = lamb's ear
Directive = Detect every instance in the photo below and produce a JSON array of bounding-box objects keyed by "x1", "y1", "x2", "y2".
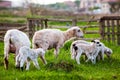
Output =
[{"x1": 91, "y1": 40, "x2": 95, "y2": 43}]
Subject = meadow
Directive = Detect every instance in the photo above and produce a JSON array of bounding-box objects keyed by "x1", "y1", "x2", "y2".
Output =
[
  {"x1": 0, "y1": 33, "x2": 120, "y2": 80},
  {"x1": 0, "y1": 16, "x2": 120, "y2": 80}
]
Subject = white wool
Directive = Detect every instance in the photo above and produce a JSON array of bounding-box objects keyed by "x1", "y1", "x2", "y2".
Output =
[
  {"x1": 32, "y1": 26, "x2": 84, "y2": 64},
  {"x1": 16, "y1": 46, "x2": 45, "y2": 70},
  {"x1": 4, "y1": 29, "x2": 31, "y2": 69}
]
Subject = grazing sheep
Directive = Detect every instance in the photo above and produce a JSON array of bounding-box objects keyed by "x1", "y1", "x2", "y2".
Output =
[
  {"x1": 71, "y1": 40, "x2": 101, "y2": 64},
  {"x1": 97, "y1": 45, "x2": 113, "y2": 60},
  {"x1": 104, "y1": 46, "x2": 113, "y2": 58},
  {"x1": 70, "y1": 40, "x2": 91, "y2": 59},
  {"x1": 70, "y1": 40, "x2": 113, "y2": 63},
  {"x1": 4, "y1": 29, "x2": 31, "y2": 69},
  {"x1": 32, "y1": 26, "x2": 84, "y2": 64},
  {"x1": 91, "y1": 40, "x2": 113, "y2": 61},
  {"x1": 16, "y1": 46, "x2": 45, "y2": 71}
]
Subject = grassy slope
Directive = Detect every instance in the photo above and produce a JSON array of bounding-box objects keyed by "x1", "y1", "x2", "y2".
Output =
[{"x1": 0, "y1": 39, "x2": 120, "y2": 80}]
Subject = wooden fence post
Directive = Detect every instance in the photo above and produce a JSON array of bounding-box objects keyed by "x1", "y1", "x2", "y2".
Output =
[
  {"x1": 44, "y1": 19, "x2": 48, "y2": 28},
  {"x1": 106, "y1": 20, "x2": 111, "y2": 42},
  {"x1": 72, "y1": 18, "x2": 77, "y2": 26},
  {"x1": 99, "y1": 19, "x2": 105, "y2": 40},
  {"x1": 36, "y1": 20, "x2": 40, "y2": 30},
  {"x1": 40, "y1": 19, "x2": 44, "y2": 29},
  {"x1": 111, "y1": 20, "x2": 115, "y2": 43},
  {"x1": 27, "y1": 19, "x2": 33, "y2": 39},
  {"x1": 28, "y1": 19, "x2": 35, "y2": 39},
  {"x1": 99, "y1": 16, "x2": 120, "y2": 45},
  {"x1": 117, "y1": 20, "x2": 120, "y2": 45}
]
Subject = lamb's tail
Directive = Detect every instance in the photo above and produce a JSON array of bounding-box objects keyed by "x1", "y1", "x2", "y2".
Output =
[
  {"x1": 71, "y1": 43, "x2": 78, "y2": 54},
  {"x1": 15, "y1": 52, "x2": 23, "y2": 68},
  {"x1": 73, "y1": 44, "x2": 78, "y2": 51},
  {"x1": 71, "y1": 43, "x2": 78, "y2": 59}
]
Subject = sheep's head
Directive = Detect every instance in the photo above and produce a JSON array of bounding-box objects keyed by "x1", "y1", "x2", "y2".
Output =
[
  {"x1": 105, "y1": 48, "x2": 113, "y2": 58},
  {"x1": 91, "y1": 39, "x2": 101, "y2": 47},
  {"x1": 37, "y1": 48, "x2": 45, "y2": 56},
  {"x1": 69, "y1": 26, "x2": 84, "y2": 38}
]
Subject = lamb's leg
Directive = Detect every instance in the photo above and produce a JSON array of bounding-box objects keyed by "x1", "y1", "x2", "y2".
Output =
[
  {"x1": 91, "y1": 55, "x2": 96, "y2": 64},
  {"x1": 101, "y1": 50, "x2": 104, "y2": 61},
  {"x1": 20, "y1": 58, "x2": 26, "y2": 71},
  {"x1": 26, "y1": 60, "x2": 30, "y2": 70},
  {"x1": 76, "y1": 51, "x2": 82, "y2": 64},
  {"x1": 15, "y1": 48, "x2": 20, "y2": 67},
  {"x1": 4, "y1": 46, "x2": 9, "y2": 70},
  {"x1": 92, "y1": 51, "x2": 100, "y2": 64},
  {"x1": 4, "y1": 56, "x2": 9, "y2": 70},
  {"x1": 15, "y1": 54, "x2": 20, "y2": 69},
  {"x1": 97, "y1": 54, "x2": 101, "y2": 61},
  {"x1": 85, "y1": 53, "x2": 91, "y2": 62},
  {"x1": 33, "y1": 59, "x2": 40, "y2": 70},
  {"x1": 54, "y1": 45, "x2": 61, "y2": 58},
  {"x1": 40, "y1": 55, "x2": 47, "y2": 64}
]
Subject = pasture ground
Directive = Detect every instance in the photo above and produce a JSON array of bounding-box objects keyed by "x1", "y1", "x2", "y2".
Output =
[{"x1": 0, "y1": 39, "x2": 120, "y2": 80}]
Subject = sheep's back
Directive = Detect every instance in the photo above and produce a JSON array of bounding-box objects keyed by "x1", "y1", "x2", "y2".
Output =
[{"x1": 33, "y1": 29, "x2": 65, "y2": 49}]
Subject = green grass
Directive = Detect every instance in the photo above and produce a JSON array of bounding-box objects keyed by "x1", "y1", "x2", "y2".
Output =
[
  {"x1": 0, "y1": 39, "x2": 120, "y2": 80},
  {"x1": 0, "y1": 17, "x2": 119, "y2": 79},
  {"x1": 0, "y1": 17, "x2": 26, "y2": 23}
]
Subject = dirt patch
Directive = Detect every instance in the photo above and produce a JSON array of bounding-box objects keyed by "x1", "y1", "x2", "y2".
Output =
[{"x1": 45, "y1": 61, "x2": 74, "y2": 72}]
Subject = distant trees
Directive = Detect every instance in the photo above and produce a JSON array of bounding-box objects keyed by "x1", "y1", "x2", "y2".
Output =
[
  {"x1": 109, "y1": 1, "x2": 120, "y2": 13},
  {"x1": 74, "y1": 0, "x2": 80, "y2": 11}
]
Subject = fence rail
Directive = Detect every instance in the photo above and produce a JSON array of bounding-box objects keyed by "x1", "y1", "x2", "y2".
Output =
[
  {"x1": 2, "y1": 16, "x2": 119, "y2": 44},
  {"x1": 27, "y1": 18, "x2": 99, "y2": 39},
  {"x1": 0, "y1": 23, "x2": 27, "y2": 41},
  {"x1": 99, "y1": 16, "x2": 120, "y2": 45}
]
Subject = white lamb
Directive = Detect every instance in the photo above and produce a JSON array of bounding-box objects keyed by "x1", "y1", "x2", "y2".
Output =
[
  {"x1": 71, "y1": 40, "x2": 101, "y2": 64},
  {"x1": 32, "y1": 26, "x2": 84, "y2": 64},
  {"x1": 4, "y1": 29, "x2": 31, "y2": 69},
  {"x1": 70, "y1": 40, "x2": 112, "y2": 63},
  {"x1": 97, "y1": 45, "x2": 113, "y2": 60},
  {"x1": 92, "y1": 40, "x2": 113, "y2": 61},
  {"x1": 16, "y1": 46, "x2": 45, "y2": 71}
]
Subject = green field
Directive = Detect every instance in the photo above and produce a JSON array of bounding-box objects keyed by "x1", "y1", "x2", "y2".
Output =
[
  {"x1": 0, "y1": 38, "x2": 120, "y2": 80},
  {"x1": 0, "y1": 16, "x2": 120, "y2": 79}
]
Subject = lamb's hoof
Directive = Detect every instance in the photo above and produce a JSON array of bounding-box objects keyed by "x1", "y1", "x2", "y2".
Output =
[
  {"x1": 16, "y1": 66, "x2": 20, "y2": 69},
  {"x1": 77, "y1": 62, "x2": 80, "y2": 65},
  {"x1": 21, "y1": 67, "x2": 24, "y2": 71}
]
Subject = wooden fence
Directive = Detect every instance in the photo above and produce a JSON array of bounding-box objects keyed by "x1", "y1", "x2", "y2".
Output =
[
  {"x1": 2, "y1": 16, "x2": 120, "y2": 44},
  {"x1": 99, "y1": 16, "x2": 120, "y2": 45},
  {"x1": 27, "y1": 18, "x2": 79, "y2": 38},
  {"x1": 0, "y1": 23, "x2": 27, "y2": 41},
  {"x1": 27, "y1": 17, "x2": 100, "y2": 40}
]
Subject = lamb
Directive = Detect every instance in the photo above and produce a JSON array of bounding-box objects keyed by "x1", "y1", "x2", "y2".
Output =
[
  {"x1": 71, "y1": 40, "x2": 101, "y2": 64},
  {"x1": 32, "y1": 26, "x2": 84, "y2": 64},
  {"x1": 104, "y1": 46, "x2": 113, "y2": 58},
  {"x1": 90, "y1": 40, "x2": 113, "y2": 61},
  {"x1": 97, "y1": 45, "x2": 113, "y2": 60},
  {"x1": 15, "y1": 46, "x2": 45, "y2": 71},
  {"x1": 4, "y1": 29, "x2": 31, "y2": 69},
  {"x1": 70, "y1": 40, "x2": 112, "y2": 63},
  {"x1": 70, "y1": 40, "x2": 91, "y2": 59}
]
